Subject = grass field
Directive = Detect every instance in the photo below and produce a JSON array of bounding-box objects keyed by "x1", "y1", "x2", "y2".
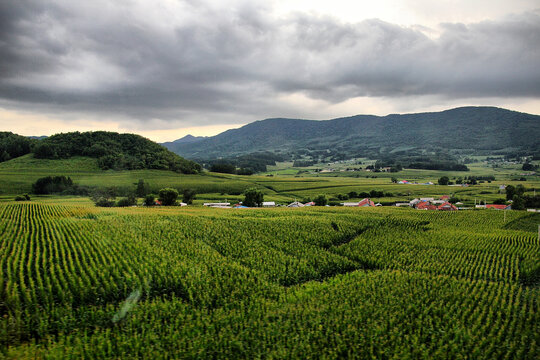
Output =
[
  {"x1": 1, "y1": 154, "x2": 538, "y2": 206},
  {"x1": 0, "y1": 200, "x2": 538, "y2": 358}
]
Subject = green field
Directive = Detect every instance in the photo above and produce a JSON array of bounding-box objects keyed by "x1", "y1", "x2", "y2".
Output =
[
  {"x1": 1, "y1": 154, "x2": 538, "y2": 205},
  {"x1": 1, "y1": 154, "x2": 539, "y2": 358},
  {"x1": 0, "y1": 201, "x2": 538, "y2": 358}
]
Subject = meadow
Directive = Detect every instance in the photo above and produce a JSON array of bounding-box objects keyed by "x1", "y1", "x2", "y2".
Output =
[
  {"x1": 0, "y1": 200, "x2": 538, "y2": 358},
  {"x1": 1, "y1": 154, "x2": 538, "y2": 205}
]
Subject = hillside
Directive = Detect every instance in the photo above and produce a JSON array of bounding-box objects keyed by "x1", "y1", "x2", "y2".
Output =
[
  {"x1": 33, "y1": 131, "x2": 201, "y2": 174},
  {"x1": 165, "y1": 107, "x2": 540, "y2": 159}
]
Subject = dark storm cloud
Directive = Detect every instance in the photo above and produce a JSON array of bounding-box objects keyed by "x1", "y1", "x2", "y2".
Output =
[{"x1": 1, "y1": 0, "x2": 539, "y2": 126}]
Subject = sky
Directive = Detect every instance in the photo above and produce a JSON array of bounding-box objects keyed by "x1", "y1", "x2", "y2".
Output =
[{"x1": 1, "y1": 0, "x2": 539, "y2": 142}]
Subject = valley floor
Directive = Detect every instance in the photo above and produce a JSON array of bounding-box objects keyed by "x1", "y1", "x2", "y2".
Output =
[{"x1": 1, "y1": 200, "x2": 538, "y2": 358}]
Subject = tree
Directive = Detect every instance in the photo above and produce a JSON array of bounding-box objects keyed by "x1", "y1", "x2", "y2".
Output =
[
  {"x1": 522, "y1": 163, "x2": 535, "y2": 171},
  {"x1": 391, "y1": 177, "x2": 398, "y2": 183},
  {"x1": 158, "y1": 188, "x2": 179, "y2": 206},
  {"x1": 144, "y1": 194, "x2": 155, "y2": 206},
  {"x1": 506, "y1": 185, "x2": 515, "y2": 201},
  {"x1": 135, "y1": 179, "x2": 150, "y2": 197},
  {"x1": 313, "y1": 194, "x2": 328, "y2": 206},
  {"x1": 182, "y1": 188, "x2": 196, "y2": 205},
  {"x1": 512, "y1": 195, "x2": 525, "y2": 210},
  {"x1": 243, "y1": 188, "x2": 264, "y2": 207},
  {"x1": 438, "y1": 176, "x2": 449, "y2": 185}
]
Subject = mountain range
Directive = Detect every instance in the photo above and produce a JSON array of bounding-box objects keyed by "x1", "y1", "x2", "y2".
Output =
[{"x1": 162, "y1": 107, "x2": 540, "y2": 160}]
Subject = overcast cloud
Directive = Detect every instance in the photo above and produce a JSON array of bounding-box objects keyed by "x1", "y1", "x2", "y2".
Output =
[{"x1": 1, "y1": 0, "x2": 539, "y2": 138}]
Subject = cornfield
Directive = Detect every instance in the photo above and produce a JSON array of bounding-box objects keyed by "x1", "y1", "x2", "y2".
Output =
[{"x1": 1, "y1": 202, "x2": 538, "y2": 358}]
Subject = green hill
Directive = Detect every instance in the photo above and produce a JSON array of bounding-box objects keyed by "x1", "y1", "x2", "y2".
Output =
[
  {"x1": 34, "y1": 131, "x2": 201, "y2": 173},
  {"x1": 164, "y1": 107, "x2": 540, "y2": 159}
]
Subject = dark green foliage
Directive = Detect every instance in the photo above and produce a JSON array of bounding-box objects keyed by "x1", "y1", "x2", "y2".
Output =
[
  {"x1": 438, "y1": 176, "x2": 450, "y2": 185},
  {"x1": 243, "y1": 188, "x2": 264, "y2": 207},
  {"x1": 522, "y1": 163, "x2": 537, "y2": 171},
  {"x1": 448, "y1": 197, "x2": 460, "y2": 204},
  {"x1": 506, "y1": 184, "x2": 526, "y2": 201},
  {"x1": 182, "y1": 189, "x2": 196, "y2": 205},
  {"x1": 159, "y1": 188, "x2": 179, "y2": 206},
  {"x1": 313, "y1": 194, "x2": 328, "y2": 206},
  {"x1": 135, "y1": 179, "x2": 150, "y2": 197},
  {"x1": 14, "y1": 195, "x2": 26, "y2": 201},
  {"x1": 493, "y1": 198, "x2": 507, "y2": 205},
  {"x1": 33, "y1": 131, "x2": 201, "y2": 173},
  {"x1": 209, "y1": 162, "x2": 236, "y2": 174},
  {"x1": 116, "y1": 196, "x2": 137, "y2": 207},
  {"x1": 512, "y1": 196, "x2": 525, "y2": 210},
  {"x1": 168, "y1": 107, "x2": 540, "y2": 161},
  {"x1": 32, "y1": 176, "x2": 74, "y2": 194},
  {"x1": 94, "y1": 197, "x2": 116, "y2": 207},
  {"x1": 144, "y1": 194, "x2": 155, "y2": 206},
  {"x1": 0, "y1": 132, "x2": 35, "y2": 162}
]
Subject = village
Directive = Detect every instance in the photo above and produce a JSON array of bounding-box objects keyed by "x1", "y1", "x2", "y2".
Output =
[{"x1": 198, "y1": 195, "x2": 521, "y2": 211}]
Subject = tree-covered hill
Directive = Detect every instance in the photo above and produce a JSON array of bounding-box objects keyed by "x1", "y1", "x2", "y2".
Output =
[
  {"x1": 165, "y1": 107, "x2": 540, "y2": 159},
  {"x1": 0, "y1": 132, "x2": 35, "y2": 162},
  {"x1": 33, "y1": 131, "x2": 201, "y2": 173}
]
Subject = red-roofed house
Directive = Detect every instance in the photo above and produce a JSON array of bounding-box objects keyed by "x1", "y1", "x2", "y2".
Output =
[
  {"x1": 486, "y1": 204, "x2": 511, "y2": 210},
  {"x1": 416, "y1": 201, "x2": 437, "y2": 210},
  {"x1": 437, "y1": 202, "x2": 458, "y2": 211},
  {"x1": 358, "y1": 198, "x2": 376, "y2": 207}
]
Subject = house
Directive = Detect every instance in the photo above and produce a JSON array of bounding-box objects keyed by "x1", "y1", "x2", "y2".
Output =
[
  {"x1": 485, "y1": 204, "x2": 511, "y2": 210},
  {"x1": 420, "y1": 197, "x2": 435, "y2": 202},
  {"x1": 395, "y1": 203, "x2": 411, "y2": 207},
  {"x1": 437, "y1": 202, "x2": 458, "y2": 211},
  {"x1": 440, "y1": 195, "x2": 450, "y2": 200},
  {"x1": 342, "y1": 198, "x2": 375, "y2": 207},
  {"x1": 416, "y1": 201, "x2": 437, "y2": 210},
  {"x1": 409, "y1": 198, "x2": 421, "y2": 206},
  {"x1": 179, "y1": 202, "x2": 187, "y2": 207},
  {"x1": 262, "y1": 201, "x2": 276, "y2": 207},
  {"x1": 287, "y1": 201, "x2": 305, "y2": 208},
  {"x1": 358, "y1": 198, "x2": 376, "y2": 207}
]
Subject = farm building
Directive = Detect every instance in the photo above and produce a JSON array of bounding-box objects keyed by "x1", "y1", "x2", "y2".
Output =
[
  {"x1": 262, "y1": 202, "x2": 276, "y2": 207},
  {"x1": 287, "y1": 201, "x2": 305, "y2": 208},
  {"x1": 437, "y1": 202, "x2": 458, "y2": 211},
  {"x1": 485, "y1": 204, "x2": 511, "y2": 210}
]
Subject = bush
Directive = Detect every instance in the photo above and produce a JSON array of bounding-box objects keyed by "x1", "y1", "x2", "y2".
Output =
[
  {"x1": 144, "y1": 194, "x2": 155, "y2": 206},
  {"x1": 32, "y1": 176, "x2": 74, "y2": 194},
  {"x1": 95, "y1": 197, "x2": 116, "y2": 207},
  {"x1": 438, "y1": 176, "x2": 449, "y2": 185},
  {"x1": 116, "y1": 196, "x2": 137, "y2": 207},
  {"x1": 159, "y1": 188, "x2": 179, "y2": 206},
  {"x1": 14, "y1": 195, "x2": 26, "y2": 201},
  {"x1": 314, "y1": 194, "x2": 328, "y2": 206},
  {"x1": 243, "y1": 188, "x2": 264, "y2": 207},
  {"x1": 182, "y1": 189, "x2": 196, "y2": 205}
]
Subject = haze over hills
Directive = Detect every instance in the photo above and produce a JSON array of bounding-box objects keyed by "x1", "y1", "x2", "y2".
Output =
[{"x1": 163, "y1": 107, "x2": 540, "y2": 160}]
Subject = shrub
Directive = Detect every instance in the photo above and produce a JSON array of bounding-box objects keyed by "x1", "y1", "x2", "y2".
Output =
[
  {"x1": 144, "y1": 194, "x2": 155, "y2": 206},
  {"x1": 95, "y1": 197, "x2": 115, "y2": 207},
  {"x1": 116, "y1": 196, "x2": 137, "y2": 207},
  {"x1": 314, "y1": 194, "x2": 328, "y2": 206},
  {"x1": 159, "y1": 188, "x2": 179, "y2": 206},
  {"x1": 14, "y1": 195, "x2": 26, "y2": 201},
  {"x1": 182, "y1": 189, "x2": 196, "y2": 205}
]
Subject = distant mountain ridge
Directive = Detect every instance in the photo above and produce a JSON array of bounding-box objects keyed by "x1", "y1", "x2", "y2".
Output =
[
  {"x1": 162, "y1": 135, "x2": 207, "y2": 149},
  {"x1": 163, "y1": 107, "x2": 540, "y2": 159}
]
